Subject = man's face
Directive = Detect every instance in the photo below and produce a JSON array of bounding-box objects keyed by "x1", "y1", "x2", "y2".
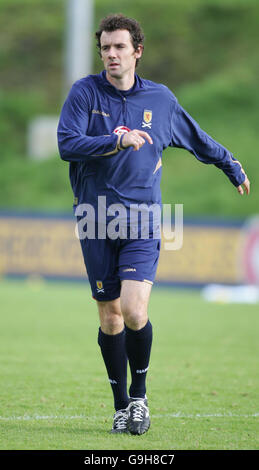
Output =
[{"x1": 100, "y1": 29, "x2": 142, "y2": 80}]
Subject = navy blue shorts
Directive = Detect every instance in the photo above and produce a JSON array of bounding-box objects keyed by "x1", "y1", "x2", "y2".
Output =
[{"x1": 79, "y1": 236, "x2": 161, "y2": 301}]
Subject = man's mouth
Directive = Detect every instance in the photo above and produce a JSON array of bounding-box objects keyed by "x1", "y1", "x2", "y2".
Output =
[{"x1": 109, "y1": 63, "x2": 120, "y2": 67}]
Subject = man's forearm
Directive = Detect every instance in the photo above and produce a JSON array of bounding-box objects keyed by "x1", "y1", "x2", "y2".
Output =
[{"x1": 57, "y1": 130, "x2": 120, "y2": 162}]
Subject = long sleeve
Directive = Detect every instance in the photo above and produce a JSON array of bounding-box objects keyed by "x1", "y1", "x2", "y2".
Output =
[
  {"x1": 170, "y1": 100, "x2": 246, "y2": 187},
  {"x1": 57, "y1": 83, "x2": 119, "y2": 162}
]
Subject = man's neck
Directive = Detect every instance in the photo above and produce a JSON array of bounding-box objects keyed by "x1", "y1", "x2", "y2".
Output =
[{"x1": 105, "y1": 71, "x2": 135, "y2": 91}]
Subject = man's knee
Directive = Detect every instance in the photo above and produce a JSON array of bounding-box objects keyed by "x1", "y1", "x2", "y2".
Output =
[
  {"x1": 122, "y1": 306, "x2": 148, "y2": 331},
  {"x1": 120, "y1": 280, "x2": 150, "y2": 330},
  {"x1": 97, "y1": 299, "x2": 124, "y2": 335}
]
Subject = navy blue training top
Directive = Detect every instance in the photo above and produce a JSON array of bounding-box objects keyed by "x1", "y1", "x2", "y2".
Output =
[{"x1": 57, "y1": 70, "x2": 246, "y2": 212}]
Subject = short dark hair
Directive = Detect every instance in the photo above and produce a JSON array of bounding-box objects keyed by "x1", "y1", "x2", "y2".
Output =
[{"x1": 95, "y1": 13, "x2": 145, "y2": 67}]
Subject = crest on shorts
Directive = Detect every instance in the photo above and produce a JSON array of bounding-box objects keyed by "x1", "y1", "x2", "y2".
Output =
[
  {"x1": 96, "y1": 281, "x2": 104, "y2": 293},
  {"x1": 142, "y1": 109, "x2": 152, "y2": 128}
]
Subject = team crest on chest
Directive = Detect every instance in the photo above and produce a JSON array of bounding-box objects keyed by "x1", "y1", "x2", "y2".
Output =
[{"x1": 142, "y1": 109, "x2": 152, "y2": 129}]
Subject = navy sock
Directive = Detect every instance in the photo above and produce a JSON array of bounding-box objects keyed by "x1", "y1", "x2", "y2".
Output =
[
  {"x1": 125, "y1": 320, "x2": 153, "y2": 399},
  {"x1": 98, "y1": 327, "x2": 129, "y2": 411}
]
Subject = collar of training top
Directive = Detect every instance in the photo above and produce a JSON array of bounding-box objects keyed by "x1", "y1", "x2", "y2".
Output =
[{"x1": 98, "y1": 70, "x2": 146, "y2": 97}]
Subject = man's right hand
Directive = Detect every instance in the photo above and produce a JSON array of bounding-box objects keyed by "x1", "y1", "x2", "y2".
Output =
[{"x1": 121, "y1": 129, "x2": 153, "y2": 151}]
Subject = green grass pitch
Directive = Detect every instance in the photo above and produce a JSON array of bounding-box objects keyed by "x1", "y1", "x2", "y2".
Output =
[{"x1": 0, "y1": 278, "x2": 258, "y2": 450}]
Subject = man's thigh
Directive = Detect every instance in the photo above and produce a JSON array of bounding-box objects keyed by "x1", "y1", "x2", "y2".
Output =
[
  {"x1": 118, "y1": 237, "x2": 161, "y2": 285},
  {"x1": 120, "y1": 279, "x2": 152, "y2": 317},
  {"x1": 79, "y1": 236, "x2": 160, "y2": 302},
  {"x1": 79, "y1": 237, "x2": 121, "y2": 301}
]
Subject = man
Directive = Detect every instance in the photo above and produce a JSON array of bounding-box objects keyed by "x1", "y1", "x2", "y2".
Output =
[{"x1": 57, "y1": 14, "x2": 250, "y2": 436}]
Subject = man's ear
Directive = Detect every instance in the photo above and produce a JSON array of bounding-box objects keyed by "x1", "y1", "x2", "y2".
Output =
[{"x1": 135, "y1": 44, "x2": 143, "y2": 59}]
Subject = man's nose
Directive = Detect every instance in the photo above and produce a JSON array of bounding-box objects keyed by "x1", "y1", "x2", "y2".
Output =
[{"x1": 108, "y1": 47, "x2": 117, "y2": 58}]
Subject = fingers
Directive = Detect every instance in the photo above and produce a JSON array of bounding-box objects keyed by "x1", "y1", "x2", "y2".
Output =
[
  {"x1": 132, "y1": 134, "x2": 146, "y2": 151},
  {"x1": 134, "y1": 130, "x2": 153, "y2": 145},
  {"x1": 244, "y1": 177, "x2": 250, "y2": 195},
  {"x1": 122, "y1": 129, "x2": 153, "y2": 151},
  {"x1": 237, "y1": 185, "x2": 244, "y2": 195},
  {"x1": 237, "y1": 176, "x2": 250, "y2": 196}
]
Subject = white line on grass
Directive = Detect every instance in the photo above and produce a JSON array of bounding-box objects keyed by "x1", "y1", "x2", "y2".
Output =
[{"x1": 0, "y1": 412, "x2": 258, "y2": 422}]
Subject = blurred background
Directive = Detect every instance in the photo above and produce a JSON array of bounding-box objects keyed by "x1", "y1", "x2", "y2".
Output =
[{"x1": 0, "y1": 0, "x2": 258, "y2": 296}]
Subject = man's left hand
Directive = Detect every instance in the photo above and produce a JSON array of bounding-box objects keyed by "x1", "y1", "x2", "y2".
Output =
[{"x1": 237, "y1": 175, "x2": 250, "y2": 195}]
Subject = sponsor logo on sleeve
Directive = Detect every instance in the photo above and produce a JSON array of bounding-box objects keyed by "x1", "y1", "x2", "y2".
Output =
[{"x1": 113, "y1": 126, "x2": 131, "y2": 135}]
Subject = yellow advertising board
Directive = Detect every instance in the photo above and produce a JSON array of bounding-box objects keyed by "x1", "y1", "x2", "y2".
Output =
[
  {"x1": 0, "y1": 213, "x2": 255, "y2": 285},
  {"x1": 159, "y1": 225, "x2": 242, "y2": 285},
  {"x1": 0, "y1": 216, "x2": 84, "y2": 278}
]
